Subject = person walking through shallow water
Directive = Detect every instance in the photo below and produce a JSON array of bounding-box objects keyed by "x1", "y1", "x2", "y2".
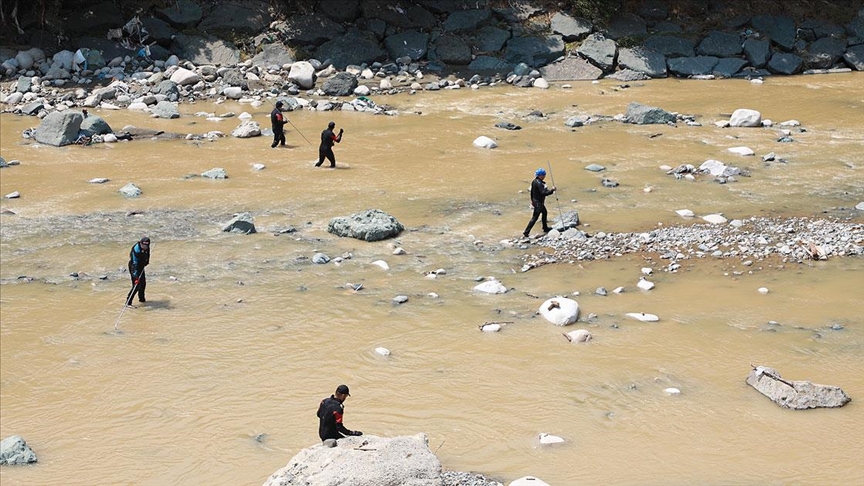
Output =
[
  {"x1": 315, "y1": 121, "x2": 343, "y2": 168},
  {"x1": 523, "y1": 168, "x2": 556, "y2": 238},
  {"x1": 126, "y1": 236, "x2": 150, "y2": 306},
  {"x1": 270, "y1": 101, "x2": 287, "y2": 148}
]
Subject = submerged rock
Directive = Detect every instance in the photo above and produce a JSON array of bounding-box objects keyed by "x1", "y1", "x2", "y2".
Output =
[
  {"x1": 746, "y1": 366, "x2": 851, "y2": 410},
  {"x1": 328, "y1": 209, "x2": 404, "y2": 242},
  {"x1": 222, "y1": 212, "x2": 256, "y2": 234},
  {"x1": 0, "y1": 435, "x2": 37, "y2": 465}
]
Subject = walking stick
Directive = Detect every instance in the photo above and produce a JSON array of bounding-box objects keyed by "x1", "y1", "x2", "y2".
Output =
[
  {"x1": 547, "y1": 161, "x2": 565, "y2": 226},
  {"x1": 271, "y1": 99, "x2": 312, "y2": 145},
  {"x1": 114, "y1": 273, "x2": 142, "y2": 331}
]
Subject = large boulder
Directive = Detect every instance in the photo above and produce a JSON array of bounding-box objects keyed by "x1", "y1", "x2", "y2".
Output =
[
  {"x1": 288, "y1": 61, "x2": 316, "y2": 89},
  {"x1": 79, "y1": 115, "x2": 112, "y2": 136},
  {"x1": 644, "y1": 35, "x2": 695, "y2": 58},
  {"x1": 170, "y1": 34, "x2": 240, "y2": 66},
  {"x1": 697, "y1": 31, "x2": 743, "y2": 57},
  {"x1": 539, "y1": 297, "x2": 580, "y2": 326},
  {"x1": 328, "y1": 209, "x2": 404, "y2": 241},
  {"x1": 252, "y1": 44, "x2": 295, "y2": 68},
  {"x1": 539, "y1": 57, "x2": 603, "y2": 81},
  {"x1": 504, "y1": 35, "x2": 566, "y2": 68},
  {"x1": 274, "y1": 14, "x2": 344, "y2": 46},
  {"x1": 470, "y1": 26, "x2": 511, "y2": 53},
  {"x1": 157, "y1": 0, "x2": 202, "y2": 28},
  {"x1": 667, "y1": 56, "x2": 718, "y2": 76},
  {"x1": 442, "y1": 9, "x2": 491, "y2": 32},
  {"x1": 360, "y1": 2, "x2": 436, "y2": 30},
  {"x1": 743, "y1": 38, "x2": 771, "y2": 68},
  {"x1": 315, "y1": 29, "x2": 387, "y2": 70},
  {"x1": 169, "y1": 67, "x2": 200, "y2": 86},
  {"x1": 231, "y1": 121, "x2": 261, "y2": 138},
  {"x1": 729, "y1": 109, "x2": 762, "y2": 127},
  {"x1": 263, "y1": 434, "x2": 441, "y2": 486},
  {"x1": 803, "y1": 37, "x2": 846, "y2": 69},
  {"x1": 152, "y1": 101, "x2": 180, "y2": 119},
  {"x1": 617, "y1": 47, "x2": 667, "y2": 77},
  {"x1": 750, "y1": 15, "x2": 797, "y2": 51},
  {"x1": 34, "y1": 111, "x2": 83, "y2": 146},
  {"x1": 318, "y1": 0, "x2": 360, "y2": 23},
  {"x1": 713, "y1": 58, "x2": 748, "y2": 77},
  {"x1": 0, "y1": 435, "x2": 37, "y2": 465},
  {"x1": 576, "y1": 33, "x2": 617, "y2": 71},
  {"x1": 434, "y1": 35, "x2": 472, "y2": 65},
  {"x1": 385, "y1": 30, "x2": 430, "y2": 61},
  {"x1": 746, "y1": 366, "x2": 851, "y2": 410},
  {"x1": 550, "y1": 12, "x2": 592, "y2": 41},
  {"x1": 625, "y1": 102, "x2": 676, "y2": 124},
  {"x1": 604, "y1": 13, "x2": 646, "y2": 40},
  {"x1": 198, "y1": 2, "x2": 270, "y2": 34},
  {"x1": 321, "y1": 72, "x2": 359, "y2": 96},
  {"x1": 844, "y1": 45, "x2": 864, "y2": 71},
  {"x1": 767, "y1": 52, "x2": 803, "y2": 75}
]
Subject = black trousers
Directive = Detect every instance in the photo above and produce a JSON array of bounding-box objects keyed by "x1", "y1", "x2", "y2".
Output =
[
  {"x1": 524, "y1": 203, "x2": 549, "y2": 235},
  {"x1": 126, "y1": 265, "x2": 146, "y2": 305},
  {"x1": 272, "y1": 129, "x2": 285, "y2": 147},
  {"x1": 315, "y1": 147, "x2": 335, "y2": 167}
]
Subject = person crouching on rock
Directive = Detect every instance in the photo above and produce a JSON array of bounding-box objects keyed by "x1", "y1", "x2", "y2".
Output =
[{"x1": 317, "y1": 384, "x2": 362, "y2": 441}]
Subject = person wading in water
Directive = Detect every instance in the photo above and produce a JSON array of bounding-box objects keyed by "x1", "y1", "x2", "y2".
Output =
[
  {"x1": 314, "y1": 121, "x2": 343, "y2": 168},
  {"x1": 270, "y1": 101, "x2": 287, "y2": 148},
  {"x1": 523, "y1": 168, "x2": 556, "y2": 238},
  {"x1": 126, "y1": 236, "x2": 150, "y2": 306}
]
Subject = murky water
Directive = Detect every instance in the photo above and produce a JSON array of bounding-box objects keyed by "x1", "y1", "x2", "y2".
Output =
[{"x1": 1, "y1": 74, "x2": 863, "y2": 485}]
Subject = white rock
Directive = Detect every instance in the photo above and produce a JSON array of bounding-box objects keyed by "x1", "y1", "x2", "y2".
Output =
[
  {"x1": 539, "y1": 297, "x2": 579, "y2": 326},
  {"x1": 761, "y1": 119, "x2": 773, "y2": 127},
  {"x1": 169, "y1": 67, "x2": 200, "y2": 86},
  {"x1": 374, "y1": 347, "x2": 391, "y2": 356},
  {"x1": 538, "y1": 433, "x2": 565, "y2": 445},
  {"x1": 480, "y1": 323, "x2": 501, "y2": 332},
  {"x1": 3, "y1": 92, "x2": 24, "y2": 104},
  {"x1": 103, "y1": 133, "x2": 118, "y2": 142},
  {"x1": 371, "y1": 260, "x2": 390, "y2": 270},
  {"x1": 565, "y1": 329, "x2": 592, "y2": 343},
  {"x1": 472, "y1": 136, "x2": 497, "y2": 149},
  {"x1": 664, "y1": 387, "x2": 681, "y2": 395},
  {"x1": 238, "y1": 111, "x2": 253, "y2": 120},
  {"x1": 380, "y1": 78, "x2": 393, "y2": 90},
  {"x1": 714, "y1": 120, "x2": 730, "y2": 128},
  {"x1": 231, "y1": 121, "x2": 261, "y2": 138},
  {"x1": 473, "y1": 280, "x2": 507, "y2": 294},
  {"x1": 750, "y1": 78, "x2": 764, "y2": 84},
  {"x1": 288, "y1": 61, "x2": 316, "y2": 89},
  {"x1": 702, "y1": 214, "x2": 728, "y2": 224},
  {"x1": 510, "y1": 477, "x2": 551, "y2": 486},
  {"x1": 88, "y1": 178, "x2": 109, "y2": 184},
  {"x1": 613, "y1": 286, "x2": 625, "y2": 294},
  {"x1": 699, "y1": 159, "x2": 728, "y2": 176},
  {"x1": 533, "y1": 78, "x2": 549, "y2": 89},
  {"x1": 856, "y1": 202, "x2": 864, "y2": 211},
  {"x1": 427, "y1": 292, "x2": 439, "y2": 298},
  {"x1": 425, "y1": 273, "x2": 437, "y2": 279},
  {"x1": 728, "y1": 146, "x2": 755, "y2": 156},
  {"x1": 223, "y1": 86, "x2": 243, "y2": 99},
  {"x1": 252, "y1": 164, "x2": 265, "y2": 171},
  {"x1": 5, "y1": 191, "x2": 21, "y2": 199},
  {"x1": 99, "y1": 102, "x2": 120, "y2": 110},
  {"x1": 729, "y1": 108, "x2": 762, "y2": 127},
  {"x1": 353, "y1": 85, "x2": 370, "y2": 96},
  {"x1": 675, "y1": 209, "x2": 695, "y2": 218},
  {"x1": 637, "y1": 278, "x2": 655, "y2": 291},
  {"x1": 626, "y1": 312, "x2": 659, "y2": 322},
  {"x1": 758, "y1": 287, "x2": 769, "y2": 294},
  {"x1": 779, "y1": 120, "x2": 800, "y2": 127},
  {"x1": 392, "y1": 247, "x2": 406, "y2": 255},
  {"x1": 641, "y1": 267, "x2": 653, "y2": 275}
]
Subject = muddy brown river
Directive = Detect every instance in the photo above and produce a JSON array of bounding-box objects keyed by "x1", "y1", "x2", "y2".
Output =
[{"x1": 1, "y1": 74, "x2": 863, "y2": 485}]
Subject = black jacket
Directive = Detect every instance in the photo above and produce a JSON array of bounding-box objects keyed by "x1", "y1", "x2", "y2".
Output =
[
  {"x1": 317, "y1": 395, "x2": 355, "y2": 440},
  {"x1": 530, "y1": 177, "x2": 554, "y2": 207},
  {"x1": 128, "y1": 243, "x2": 150, "y2": 278},
  {"x1": 270, "y1": 107, "x2": 286, "y2": 131},
  {"x1": 319, "y1": 128, "x2": 341, "y2": 150}
]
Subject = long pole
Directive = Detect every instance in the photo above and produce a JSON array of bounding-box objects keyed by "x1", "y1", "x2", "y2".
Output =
[
  {"x1": 547, "y1": 161, "x2": 564, "y2": 225},
  {"x1": 114, "y1": 275, "x2": 141, "y2": 331},
  {"x1": 272, "y1": 99, "x2": 312, "y2": 145}
]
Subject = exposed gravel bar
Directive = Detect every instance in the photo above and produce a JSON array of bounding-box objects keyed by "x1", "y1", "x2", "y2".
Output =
[{"x1": 441, "y1": 470, "x2": 505, "y2": 486}]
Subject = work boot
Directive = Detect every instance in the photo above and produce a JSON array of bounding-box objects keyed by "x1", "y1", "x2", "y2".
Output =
[
  {"x1": 543, "y1": 227, "x2": 553, "y2": 233},
  {"x1": 522, "y1": 232, "x2": 530, "y2": 238}
]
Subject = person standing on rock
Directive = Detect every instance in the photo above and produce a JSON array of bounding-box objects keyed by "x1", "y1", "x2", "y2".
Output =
[
  {"x1": 317, "y1": 384, "x2": 362, "y2": 441},
  {"x1": 523, "y1": 168, "x2": 556, "y2": 238},
  {"x1": 270, "y1": 101, "x2": 287, "y2": 148},
  {"x1": 126, "y1": 236, "x2": 150, "y2": 306},
  {"x1": 314, "y1": 121, "x2": 343, "y2": 168}
]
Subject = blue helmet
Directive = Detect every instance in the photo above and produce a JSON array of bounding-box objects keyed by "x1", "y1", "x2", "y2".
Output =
[{"x1": 535, "y1": 168, "x2": 546, "y2": 177}]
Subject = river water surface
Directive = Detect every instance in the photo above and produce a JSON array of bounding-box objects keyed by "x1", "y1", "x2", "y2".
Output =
[{"x1": 1, "y1": 74, "x2": 863, "y2": 485}]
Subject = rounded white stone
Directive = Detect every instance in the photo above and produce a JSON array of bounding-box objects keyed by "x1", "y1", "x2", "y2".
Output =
[
  {"x1": 538, "y1": 433, "x2": 565, "y2": 445},
  {"x1": 510, "y1": 478, "x2": 551, "y2": 486},
  {"x1": 371, "y1": 260, "x2": 390, "y2": 270},
  {"x1": 626, "y1": 312, "x2": 659, "y2": 322},
  {"x1": 565, "y1": 329, "x2": 592, "y2": 343},
  {"x1": 758, "y1": 287, "x2": 769, "y2": 294},
  {"x1": 473, "y1": 280, "x2": 507, "y2": 294},
  {"x1": 539, "y1": 297, "x2": 579, "y2": 326},
  {"x1": 480, "y1": 323, "x2": 501, "y2": 332},
  {"x1": 702, "y1": 214, "x2": 728, "y2": 224},
  {"x1": 472, "y1": 136, "x2": 497, "y2": 149},
  {"x1": 375, "y1": 347, "x2": 391, "y2": 356},
  {"x1": 664, "y1": 387, "x2": 681, "y2": 395}
]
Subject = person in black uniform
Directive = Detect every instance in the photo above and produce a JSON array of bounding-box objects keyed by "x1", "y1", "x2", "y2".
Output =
[
  {"x1": 314, "y1": 121, "x2": 343, "y2": 168},
  {"x1": 523, "y1": 168, "x2": 556, "y2": 238},
  {"x1": 317, "y1": 384, "x2": 362, "y2": 441},
  {"x1": 126, "y1": 236, "x2": 150, "y2": 306},
  {"x1": 270, "y1": 101, "x2": 287, "y2": 148}
]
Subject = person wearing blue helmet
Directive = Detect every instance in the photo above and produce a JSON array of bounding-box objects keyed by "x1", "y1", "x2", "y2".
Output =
[{"x1": 523, "y1": 168, "x2": 556, "y2": 238}]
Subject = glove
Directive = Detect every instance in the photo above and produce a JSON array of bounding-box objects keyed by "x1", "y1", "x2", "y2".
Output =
[
  {"x1": 134, "y1": 278, "x2": 140, "y2": 285},
  {"x1": 339, "y1": 128, "x2": 344, "y2": 134},
  {"x1": 351, "y1": 430, "x2": 363, "y2": 436}
]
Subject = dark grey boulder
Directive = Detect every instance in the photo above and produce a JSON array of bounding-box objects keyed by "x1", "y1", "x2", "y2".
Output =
[
  {"x1": 251, "y1": 44, "x2": 295, "y2": 68},
  {"x1": 221, "y1": 69, "x2": 246, "y2": 88},
  {"x1": 443, "y1": 9, "x2": 490, "y2": 32},
  {"x1": 550, "y1": 12, "x2": 592, "y2": 41},
  {"x1": 847, "y1": 15, "x2": 864, "y2": 39},
  {"x1": 471, "y1": 26, "x2": 511, "y2": 53},
  {"x1": 746, "y1": 366, "x2": 851, "y2": 410},
  {"x1": 316, "y1": 29, "x2": 386, "y2": 70},
  {"x1": 697, "y1": 31, "x2": 743, "y2": 57},
  {"x1": 750, "y1": 15, "x2": 797, "y2": 51},
  {"x1": 0, "y1": 435, "x2": 37, "y2": 465},
  {"x1": 198, "y1": 2, "x2": 270, "y2": 35},
  {"x1": 152, "y1": 101, "x2": 180, "y2": 119},
  {"x1": 385, "y1": 30, "x2": 429, "y2": 61},
  {"x1": 539, "y1": 57, "x2": 602, "y2": 81},
  {"x1": 767, "y1": 52, "x2": 803, "y2": 74},
  {"x1": 327, "y1": 209, "x2": 404, "y2": 242},
  {"x1": 644, "y1": 35, "x2": 695, "y2": 58},
  {"x1": 321, "y1": 72, "x2": 358, "y2": 96},
  {"x1": 274, "y1": 14, "x2": 344, "y2": 46},
  {"x1": 34, "y1": 111, "x2": 83, "y2": 146},
  {"x1": 222, "y1": 212, "x2": 257, "y2": 234},
  {"x1": 319, "y1": 0, "x2": 360, "y2": 23},
  {"x1": 843, "y1": 44, "x2": 864, "y2": 70},
  {"x1": 799, "y1": 19, "x2": 845, "y2": 40},
  {"x1": 79, "y1": 115, "x2": 112, "y2": 136},
  {"x1": 171, "y1": 34, "x2": 240, "y2": 66},
  {"x1": 555, "y1": 210, "x2": 580, "y2": 229},
  {"x1": 606, "y1": 69, "x2": 651, "y2": 82},
  {"x1": 617, "y1": 47, "x2": 667, "y2": 77},
  {"x1": 638, "y1": 0, "x2": 668, "y2": 21},
  {"x1": 653, "y1": 21, "x2": 683, "y2": 34},
  {"x1": 20, "y1": 101, "x2": 44, "y2": 116},
  {"x1": 157, "y1": 0, "x2": 202, "y2": 28},
  {"x1": 360, "y1": 1, "x2": 436, "y2": 30},
  {"x1": 712, "y1": 58, "x2": 747, "y2": 77},
  {"x1": 503, "y1": 35, "x2": 565, "y2": 68},
  {"x1": 152, "y1": 80, "x2": 179, "y2": 101},
  {"x1": 804, "y1": 37, "x2": 846, "y2": 69},
  {"x1": 576, "y1": 33, "x2": 617, "y2": 71},
  {"x1": 434, "y1": 36, "x2": 472, "y2": 65},
  {"x1": 604, "y1": 13, "x2": 647, "y2": 40},
  {"x1": 64, "y1": 1, "x2": 122, "y2": 35},
  {"x1": 142, "y1": 17, "x2": 175, "y2": 47},
  {"x1": 743, "y1": 38, "x2": 771, "y2": 68},
  {"x1": 468, "y1": 56, "x2": 512, "y2": 72},
  {"x1": 667, "y1": 56, "x2": 719, "y2": 76},
  {"x1": 625, "y1": 102, "x2": 676, "y2": 125}
]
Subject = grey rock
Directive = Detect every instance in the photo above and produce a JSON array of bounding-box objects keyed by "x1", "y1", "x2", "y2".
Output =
[
  {"x1": 443, "y1": 9, "x2": 490, "y2": 32},
  {"x1": 617, "y1": 47, "x2": 667, "y2": 77},
  {"x1": 198, "y1": 2, "x2": 270, "y2": 35},
  {"x1": 495, "y1": 122, "x2": 521, "y2": 130},
  {"x1": 564, "y1": 116, "x2": 585, "y2": 127},
  {"x1": 328, "y1": 209, "x2": 404, "y2": 242},
  {"x1": 141, "y1": 17, "x2": 175, "y2": 47},
  {"x1": 153, "y1": 80, "x2": 180, "y2": 101},
  {"x1": 843, "y1": 44, "x2": 864, "y2": 70},
  {"x1": 767, "y1": 52, "x2": 803, "y2": 75},
  {"x1": 360, "y1": 2, "x2": 436, "y2": 30},
  {"x1": 79, "y1": 115, "x2": 112, "y2": 137},
  {"x1": 392, "y1": 295, "x2": 409, "y2": 304},
  {"x1": 157, "y1": 0, "x2": 202, "y2": 28},
  {"x1": 222, "y1": 212, "x2": 257, "y2": 234},
  {"x1": 743, "y1": 38, "x2": 771, "y2": 68},
  {"x1": 713, "y1": 58, "x2": 748, "y2": 77},
  {"x1": 470, "y1": 26, "x2": 511, "y2": 53},
  {"x1": 504, "y1": 35, "x2": 566, "y2": 68},
  {"x1": 152, "y1": 101, "x2": 180, "y2": 119},
  {"x1": 15, "y1": 76, "x2": 32, "y2": 94},
  {"x1": 644, "y1": 35, "x2": 696, "y2": 58},
  {"x1": 625, "y1": 102, "x2": 676, "y2": 125},
  {"x1": 251, "y1": 44, "x2": 295, "y2": 68},
  {"x1": 319, "y1": 0, "x2": 360, "y2": 23},
  {"x1": 667, "y1": 56, "x2": 719, "y2": 76},
  {"x1": 385, "y1": 30, "x2": 429, "y2": 61},
  {"x1": 170, "y1": 34, "x2": 240, "y2": 66},
  {"x1": 321, "y1": 72, "x2": 358, "y2": 96},
  {"x1": 34, "y1": 111, "x2": 83, "y2": 146},
  {"x1": 434, "y1": 36, "x2": 472, "y2": 65},
  {"x1": 550, "y1": 12, "x2": 592, "y2": 41},
  {"x1": 653, "y1": 21, "x2": 683, "y2": 34},
  {"x1": 847, "y1": 15, "x2": 864, "y2": 39},
  {"x1": 231, "y1": 121, "x2": 261, "y2": 138},
  {"x1": 316, "y1": 29, "x2": 386, "y2": 70},
  {"x1": 119, "y1": 183, "x2": 142, "y2": 198},
  {"x1": 804, "y1": 37, "x2": 846, "y2": 69},
  {"x1": 201, "y1": 168, "x2": 228, "y2": 179},
  {"x1": 20, "y1": 101, "x2": 44, "y2": 116},
  {"x1": 585, "y1": 164, "x2": 605, "y2": 172},
  {"x1": 799, "y1": 19, "x2": 845, "y2": 40},
  {"x1": 697, "y1": 31, "x2": 743, "y2": 57},
  {"x1": 750, "y1": 15, "x2": 797, "y2": 51},
  {"x1": 746, "y1": 366, "x2": 851, "y2": 410},
  {"x1": 221, "y1": 69, "x2": 246, "y2": 88},
  {"x1": 576, "y1": 33, "x2": 618, "y2": 71},
  {"x1": 274, "y1": 14, "x2": 344, "y2": 46},
  {"x1": 604, "y1": 13, "x2": 647, "y2": 40},
  {"x1": 0, "y1": 435, "x2": 37, "y2": 465},
  {"x1": 606, "y1": 69, "x2": 651, "y2": 81},
  {"x1": 555, "y1": 210, "x2": 580, "y2": 229},
  {"x1": 312, "y1": 253, "x2": 330, "y2": 264},
  {"x1": 468, "y1": 56, "x2": 511, "y2": 72}
]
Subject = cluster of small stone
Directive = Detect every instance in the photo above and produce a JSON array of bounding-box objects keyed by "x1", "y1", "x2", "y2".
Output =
[
  {"x1": 522, "y1": 216, "x2": 864, "y2": 270},
  {"x1": 441, "y1": 470, "x2": 504, "y2": 486}
]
